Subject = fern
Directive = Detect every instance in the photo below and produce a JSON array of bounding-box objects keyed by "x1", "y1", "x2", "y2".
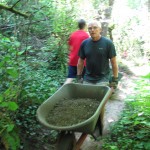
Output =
[
  {"x1": 0, "y1": 113, "x2": 20, "y2": 150},
  {"x1": 1, "y1": 129, "x2": 20, "y2": 150}
]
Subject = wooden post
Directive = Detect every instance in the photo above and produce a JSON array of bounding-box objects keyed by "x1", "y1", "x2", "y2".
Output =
[{"x1": 75, "y1": 133, "x2": 88, "y2": 150}]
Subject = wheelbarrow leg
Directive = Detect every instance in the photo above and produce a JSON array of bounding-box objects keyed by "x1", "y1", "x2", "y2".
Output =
[
  {"x1": 75, "y1": 133, "x2": 88, "y2": 150},
  {"x1": 56, "y1": 132, "x2": 76, "y2": 150},
  {"x1": 90, "y1": 113, "x2": 103, "y2": 141}
]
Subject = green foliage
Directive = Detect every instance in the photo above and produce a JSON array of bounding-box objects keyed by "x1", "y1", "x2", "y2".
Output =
[
  {"x1": 0, "y1": 103, "x2": 20, "y2": 150},
  {"x1": 127, "y1": 0, "x2": 147, "y2": 9},
  {"x1": 20, "y1": 67, "x2": 64, "y2": 103},
  {"x1": 0, "y1": 0, "x2": 78, "y2": 148},
  {"x1": 0, "y1": 31, "x2": 65, "y2": 148},
  {"x1": 92, "y1": 0, "x2": 110, "y2": 9},
  {"x1": 102, "y1": 74, "x2": 150, "y2": 150},
  {"x1": 114, "y1": 16, "x2": 148, "y2": 59},
  {"x1": 112, "y1": 0, "x2": 150, "y2": 62},
  {"x1": 1, "y1": 129, "x2": 20, "y2": 150},
  {"x1": 14, "y1": 64, "x2": 64, "y2": 148},
  {"x1": 15, "y1": 101, "x2": 40, "y2": 139},
  {"x1": 0, "y1": 34, "x2": 20, "y2": 150}
]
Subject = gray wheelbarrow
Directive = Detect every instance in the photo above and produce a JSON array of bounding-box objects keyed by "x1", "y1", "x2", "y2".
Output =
[{"x1": 36, "y1": 83, "x2": 112, "y2": 150}]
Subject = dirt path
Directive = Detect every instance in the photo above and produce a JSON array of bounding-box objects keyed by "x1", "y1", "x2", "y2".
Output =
[{"x1": 80, "y1": 71, "x2": 137, "y2": 150}]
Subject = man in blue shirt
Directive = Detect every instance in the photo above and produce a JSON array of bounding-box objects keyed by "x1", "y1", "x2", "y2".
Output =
[
  {"x1": 77, "y1": 20, "x2": 118, "y2": 88},
  {"x1": 77, "y1": 20, "x2": 119, "y2": 137}
]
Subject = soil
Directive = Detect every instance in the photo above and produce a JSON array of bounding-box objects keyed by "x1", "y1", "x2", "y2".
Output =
[{"x1": 46, "y1": 98, "x2": 99, "y2": 126}]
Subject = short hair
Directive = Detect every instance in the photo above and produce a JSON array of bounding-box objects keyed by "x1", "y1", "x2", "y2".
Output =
[
  {"x1": 88, "y1": 20, "x2": 102, "y2": 28},
  {"x1": 78, "y1": 19, "x2": 86, "y2": 29}
]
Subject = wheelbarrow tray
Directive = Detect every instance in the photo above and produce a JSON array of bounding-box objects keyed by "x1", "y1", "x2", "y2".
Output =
[{"x1": 36, "y1": 83, "x2": 111, "y2": 134}]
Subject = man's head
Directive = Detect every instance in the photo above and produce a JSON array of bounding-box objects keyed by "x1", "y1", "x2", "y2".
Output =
[
  {"x1": 78, "y1": 19, "x2": 86, "y2": 30},
  {"x1": 88, "y1": 20, "x2": 102, "y2": 41}
]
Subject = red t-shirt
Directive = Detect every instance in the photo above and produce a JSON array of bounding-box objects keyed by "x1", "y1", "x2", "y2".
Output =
[{"x1": 68, "y1": 30, "x2": 89, "y2": 66}]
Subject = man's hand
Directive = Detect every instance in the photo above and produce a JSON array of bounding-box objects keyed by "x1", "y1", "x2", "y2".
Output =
[
  {"x1": 76, "y1": 75, "x2": 83, "y2": 83},
  {"x1": 109, "y1": 76, "x2": 118, "y2": 89}
]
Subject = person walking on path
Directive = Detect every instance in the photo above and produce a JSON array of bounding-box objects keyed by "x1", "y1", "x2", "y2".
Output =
[
  {"x1": 77, "y1": 20, "x2": 119, "y2": 136},
  {"x1": 64, "y1": 19, "x2": 89, "y2": 84}
]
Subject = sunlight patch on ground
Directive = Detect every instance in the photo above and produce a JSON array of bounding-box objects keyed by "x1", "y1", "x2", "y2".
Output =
[
  {"x1": 129, "y1": 65, "x2": 150, "y2": 76},
  {"x1": 121, "y1": 59, "x2": 150, "y2": 76}
]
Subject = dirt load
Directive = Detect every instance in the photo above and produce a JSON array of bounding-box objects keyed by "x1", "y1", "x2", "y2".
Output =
[{"x1": 46, "y1": 98, "x2": 100, "y2": 126}]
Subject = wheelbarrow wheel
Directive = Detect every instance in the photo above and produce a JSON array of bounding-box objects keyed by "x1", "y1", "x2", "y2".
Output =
[{"x1": 56, "y1": 132, "x2": 76, "y2": 150}]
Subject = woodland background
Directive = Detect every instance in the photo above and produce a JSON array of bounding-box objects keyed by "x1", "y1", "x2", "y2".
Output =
[{"x1": 0, "y1": 0, "x2": 150, "y2": 150}]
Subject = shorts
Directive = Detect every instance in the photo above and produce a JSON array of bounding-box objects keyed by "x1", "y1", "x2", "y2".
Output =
[{"x1": 67, "y1": 66, "x2": 85, "y2": 78}]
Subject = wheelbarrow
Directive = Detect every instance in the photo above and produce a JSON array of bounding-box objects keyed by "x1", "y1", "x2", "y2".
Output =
[{"x1": 36, "y1": 83, "x2": 112, "y2": 150}]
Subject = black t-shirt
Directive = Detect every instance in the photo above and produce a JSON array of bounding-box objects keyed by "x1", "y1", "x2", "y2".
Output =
[{"x1": 78, "y1": 36, "x2": 116, "y2": 82}]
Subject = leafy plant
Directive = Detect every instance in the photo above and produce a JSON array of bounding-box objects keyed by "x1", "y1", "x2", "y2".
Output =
[
  {"x1": 102, "y1": 74, "x2": 150, "y2": 150},
  {"x1": 0, "y1": 34, "x2": 21, "y2": 150}
]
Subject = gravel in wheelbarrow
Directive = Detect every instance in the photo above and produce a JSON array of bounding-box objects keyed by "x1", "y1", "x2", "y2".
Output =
[{"x1": 46, "y1": 98, "x2": 99, "y2": 127}]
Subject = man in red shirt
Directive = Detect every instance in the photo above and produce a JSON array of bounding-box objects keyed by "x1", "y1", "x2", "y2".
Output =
[{"x1": 64, "y1": 19, "x2": 89, "y2": 84}]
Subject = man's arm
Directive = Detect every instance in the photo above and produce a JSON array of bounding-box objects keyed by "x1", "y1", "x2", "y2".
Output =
[
  {"x1": 76, "y1": 58, "x2": 84, "y2": 83},
  {"x1": 110, "y1": 56, "x2": 118, "y2": 78},
  {"x1": 109, "y1": 56, "x2": 118, "y2": 89},
  {"x1": 77, "y1": 58, "x2": 84, "y2": 75}
]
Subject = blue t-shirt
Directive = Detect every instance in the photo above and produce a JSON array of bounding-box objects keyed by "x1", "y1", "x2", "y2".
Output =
[{"x1": 78, "y1": 36, "x2": 116, "y2": 82}]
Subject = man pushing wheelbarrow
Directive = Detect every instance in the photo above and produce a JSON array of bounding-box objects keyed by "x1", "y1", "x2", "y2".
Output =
[{"x1": 76, "y1": 20, "x2": 119, "y2": 136}]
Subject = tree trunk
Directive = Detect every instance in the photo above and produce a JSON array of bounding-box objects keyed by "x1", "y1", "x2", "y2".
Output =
[{"x1": 97, "y1": 0, "x2": 115, "y2": 38}]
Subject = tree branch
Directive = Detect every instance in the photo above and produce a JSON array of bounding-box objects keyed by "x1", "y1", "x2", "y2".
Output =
[
  {"x1": 11, "y1": 0, "x2": 22, "y2": 9},
  {"x1": 0, "y1": 3, "x2": 29, "y2": 18}
]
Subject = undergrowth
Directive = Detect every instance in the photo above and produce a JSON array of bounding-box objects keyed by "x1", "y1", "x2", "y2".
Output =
[{"x1": 102, "y1": 73, "x2": 150, "y2": 150}]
